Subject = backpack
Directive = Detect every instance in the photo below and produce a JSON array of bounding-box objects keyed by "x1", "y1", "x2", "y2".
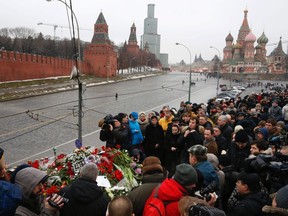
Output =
[
  {"x1": 189, "y1": 204, "x2": 226, "y2": 216},
  {"x1": 143, "y1": 184, "x2": 170, "y2": 216}
]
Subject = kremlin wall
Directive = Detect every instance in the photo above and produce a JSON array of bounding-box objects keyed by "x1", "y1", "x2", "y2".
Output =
[{"x1": 0, "y1": 8, "x2": 287, "y2": 83}]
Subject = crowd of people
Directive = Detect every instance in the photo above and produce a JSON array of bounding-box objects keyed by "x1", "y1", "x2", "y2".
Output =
[{"x1": 1, "y1": 87, "x2": 288, "y2": 216}]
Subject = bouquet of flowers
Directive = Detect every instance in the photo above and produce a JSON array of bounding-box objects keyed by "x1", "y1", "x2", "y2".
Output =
[{"x1": 27, "y1": 146, "x2": 142, "y2": 197}]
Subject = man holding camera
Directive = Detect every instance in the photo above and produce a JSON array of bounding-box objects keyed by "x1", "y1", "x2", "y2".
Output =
[
  {"x1": 100, "y1": 115, "x2": 130, "y2": 150},
  {"x1": 14, "y1": 166, "x2": 64, "y2": 216}
]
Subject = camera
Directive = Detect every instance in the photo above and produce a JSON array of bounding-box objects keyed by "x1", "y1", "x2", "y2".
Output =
[
  {"x1": 194, "y1": 182, "x2": 218, "y2": 203},
  {"x1": 199, "y1": 181, "x2": 218, "y2": 202},
  {"x1": 268, "y1": 135, "x2": 287, "y2": 150},
  {"x1": 48, "y1": 194, "x2": 69, "y2": 209}
]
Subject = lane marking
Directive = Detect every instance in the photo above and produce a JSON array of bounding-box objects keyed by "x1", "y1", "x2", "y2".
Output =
[{"x1": 8, "y1": 86, "x2": 214, "y2": 166}]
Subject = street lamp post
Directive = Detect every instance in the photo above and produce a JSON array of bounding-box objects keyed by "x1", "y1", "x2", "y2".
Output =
[
  {"x1": 210, "y1": 46, "x2": 221, "y2": 97},
  {"x1": 47, "y1": 0, "x2": 83, "y2": 143},
  {"x1": 176, "y1": 42, "x2": 192, "y2": 102}
]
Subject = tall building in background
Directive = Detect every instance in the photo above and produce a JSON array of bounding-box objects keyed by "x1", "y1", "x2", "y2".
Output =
[{"x1": 141, "y1": 4, "x2": 169, "y2": 69}]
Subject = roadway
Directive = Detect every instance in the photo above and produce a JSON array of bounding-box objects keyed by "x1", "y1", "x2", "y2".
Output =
[{"x1": 0, "y1": 71, "x2": 261, "y2": 166}]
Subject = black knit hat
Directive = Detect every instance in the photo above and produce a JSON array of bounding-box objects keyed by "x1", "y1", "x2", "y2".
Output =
[
  {"x1": 275, "y1": 185, "x2": 288, "y2": 209},
  {"x1": 174, "y1": 163, "x2": 198, "y2": 186},
  {"x1": 235, "y1": 129, "x2": 249, "y2": 143},
  {"x1": 113, "y1": 115, "x2": 122, "y2": 123}
]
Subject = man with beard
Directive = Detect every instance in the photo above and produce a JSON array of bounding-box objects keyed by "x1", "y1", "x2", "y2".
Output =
[{"x1": 14, "y1": 166, "x2": 63, "y2": 216}]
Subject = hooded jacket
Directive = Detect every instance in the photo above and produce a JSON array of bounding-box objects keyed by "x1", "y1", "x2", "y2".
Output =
[
  {"x1": 129, "y1": 119, "x2": 144, "y2": 145},
  {"x1": 59, "y1": 177, "x2": 110, "y2": 216},
  {"x1": 145, "y1": 178, "x2": 188, "y2": 216},
  {"x1": 14, "y1": 167, "x2": 57, "y2": 216}
]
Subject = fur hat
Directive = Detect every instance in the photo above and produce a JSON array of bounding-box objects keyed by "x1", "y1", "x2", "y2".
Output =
[
  {"x1": 142, "y1": 156, "x2": 163, "y2": 175},
  {"x1": 188, "y1": 145, "x2": 207, "y2": 157},
  {"x1": 139, "y1": 112, "x2": 146, "y2": 117},
  {"x1": 235, "y1": 129, "x2": 249, "y2": 143},
  {"x1": 275, "y1": 185, "x2": 288, "y2": 209},
  {"x1": 174, "y1": 163, "x2": 198, "y2": 186},
  {"x1": 131, "y1": 112, "x2": 138, "y2": 120}
]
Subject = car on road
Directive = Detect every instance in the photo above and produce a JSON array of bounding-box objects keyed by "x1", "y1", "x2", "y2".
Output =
[
  {"x1": 235, "y1": 86, "x2": 246, "y2": 91},
  {"x1": 216, "y1": 92, "x2": 235, "y2": 102}
]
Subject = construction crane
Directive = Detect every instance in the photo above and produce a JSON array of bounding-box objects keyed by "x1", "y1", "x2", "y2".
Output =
[
  {"x1": 37, "y1": 22, "x2": 92, "y2": 40},
  {"x1": 266, "y1": 40, "x2": 288, "y2": 54},
  {"x1": 37, "y1": 22, "x2": 60, "y2": 40},
  {"x1": 266, "y1": 40, "x2": 288, "y2": 47}
]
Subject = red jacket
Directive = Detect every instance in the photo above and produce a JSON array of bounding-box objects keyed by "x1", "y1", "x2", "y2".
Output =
[{"x1": 149, "y1": 178, "x2": 188, "y2": 216}]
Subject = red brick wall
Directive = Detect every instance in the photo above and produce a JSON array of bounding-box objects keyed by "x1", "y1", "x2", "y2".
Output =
[
  {"x1": 0, "y1": 50, "x2": 91, "y2": 82},
  {"x1": 83, "y1": 43, "x2": 117, "y2": 78}
]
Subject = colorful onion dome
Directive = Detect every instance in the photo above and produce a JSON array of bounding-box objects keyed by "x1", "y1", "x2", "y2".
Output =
[
  {"x1": 255, "y1": 44, "x2": 262, "y2": 49},
  {"x1": 225, "y1": 33, "x2": 234, "y2": 42},
  {"x1": 233, "y1": 43, "x2": 242, "y2": 49},
  {"x1": 245, "y1": 30, "x2": 256, "y2": 42},
  {"x1": 257, "y1": 32, "x2": 269, "y2": 44}
]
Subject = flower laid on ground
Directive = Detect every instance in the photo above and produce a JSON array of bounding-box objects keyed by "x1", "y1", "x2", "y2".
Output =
[
  {"x1": 25, "y1": 146, "x2": 142, "y2": 197},
  {"x1": 105, "y1": 186, "x2": 129, "y2": 199}
]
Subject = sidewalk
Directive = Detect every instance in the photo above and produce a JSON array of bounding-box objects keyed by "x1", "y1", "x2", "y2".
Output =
[{"x1": 0, "y1": 71, "x2": 165, "y2": 102}]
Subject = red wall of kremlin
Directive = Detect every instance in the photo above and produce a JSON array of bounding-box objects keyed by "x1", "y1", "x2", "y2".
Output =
[{"x1": 0, "y1": 50, "x2": 90, "y2": 82}]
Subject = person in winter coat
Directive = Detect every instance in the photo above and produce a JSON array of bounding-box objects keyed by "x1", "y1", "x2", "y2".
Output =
[
  {"x1": 158, "y1": 108, "x2": 174, "y2": 133},
  {"x1": 179, "y1": 117, "x2": 204, "y2": 163},
  {"x1": 213, "y1": 125, "x2": 228, "y2": 155},
  {"x1": 129, "y1": 112, "x2": 144, "y2": 148},
  {"x1": 227, "y1": 129, "x2": 251, "y2": 172},
  {"x1": 217, "y1": 115, "x2": 233, "y2": 145},
  {"x1": 127, "y1": 156, "x2": 166, "y2": 216},
  {"x1": 227, "y1": 172, "x2": 270, "y2": 216},
  {"x1": 14, "y1": 167, "x2": 63, "y2": 216},
  {"x1": 269, "y1": 100, "x2": 282, "y2": 121},
  {"x1": 0, "y1": 148, "x2": 22, "y2": 216},
  {"x1": 143, "y1": 163, "x2": 198, "y2": 216},
  {"x1": 59, "y1": 163, "x2": 110, "y2": 216},
  {"x1": 143, "y1": 115, "x2": 165, "y2": 161},
  {"x1": 138, "y1": 112, "x2": 149, "y2": 137},
  {"x1": 188, "y1": 145, "x2": 219, "y2": 187},
  {"x1": 100, "y1": 115, "x2": 130, "y2": 150},
  {"x1": 165, "y1": 124, "x2": 183, "y2": 177},
  {"x1": 203, "y1": 127, "x2": 218, "y2": 156}
]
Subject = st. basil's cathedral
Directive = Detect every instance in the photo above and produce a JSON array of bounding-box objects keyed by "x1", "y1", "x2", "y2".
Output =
[{"x1": 222, "y1": 9, "x2": 287, "y2": 74}]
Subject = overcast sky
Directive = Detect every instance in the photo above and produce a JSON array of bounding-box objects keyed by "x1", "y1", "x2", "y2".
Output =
[{"x1": 1, "y1": 0, "x2": 288, "y2": 64}]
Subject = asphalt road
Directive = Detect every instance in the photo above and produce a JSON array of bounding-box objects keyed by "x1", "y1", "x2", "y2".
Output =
[{"x1": 0, "y1": 71, "x2": 261, "y2": 166}]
